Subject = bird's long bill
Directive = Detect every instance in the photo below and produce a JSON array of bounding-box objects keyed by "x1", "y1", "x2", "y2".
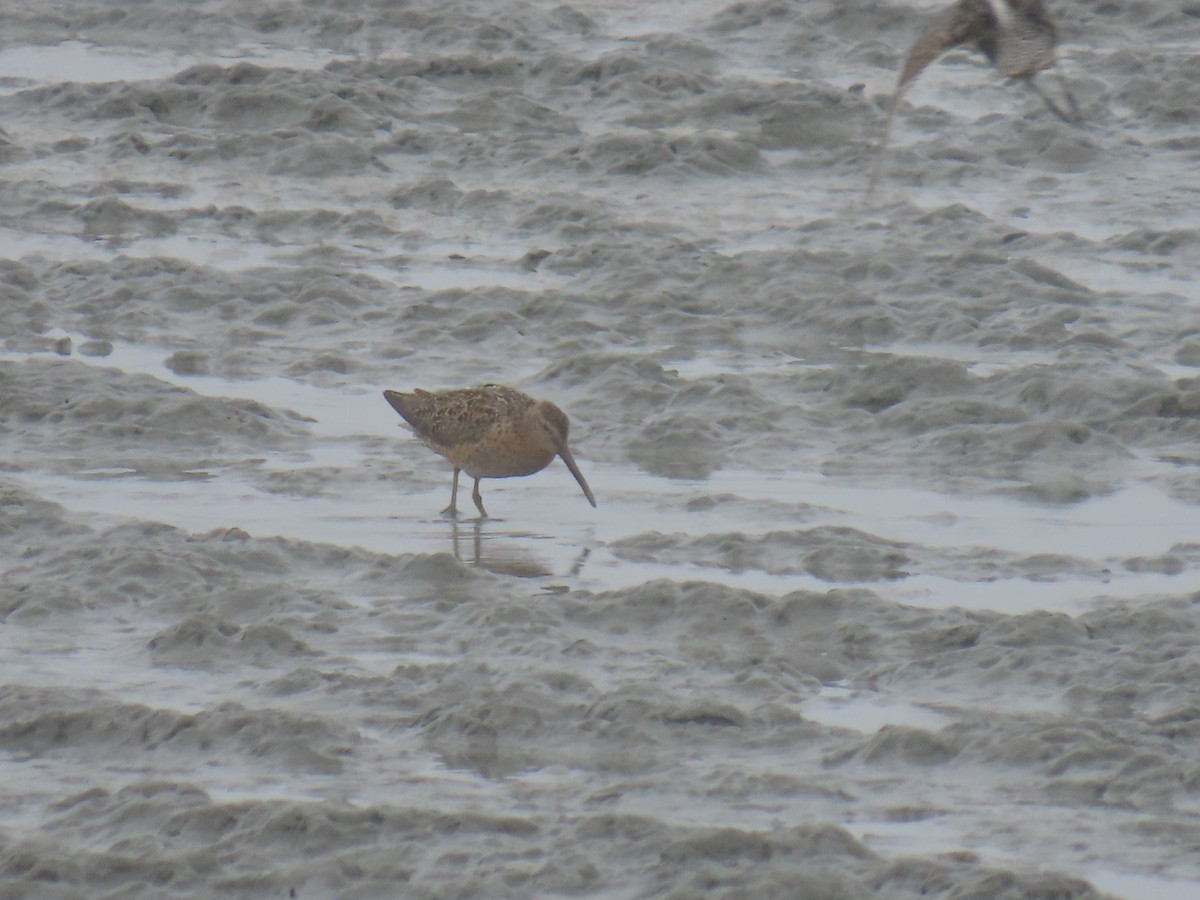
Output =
[{"x1": 557, "y1": 445, "x2": 597, "y2": 508}]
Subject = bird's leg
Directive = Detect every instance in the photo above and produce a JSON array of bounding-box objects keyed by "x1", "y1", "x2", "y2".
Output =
[
  {"x1": 866, "y1": 93, "x2": 902, "y2": 200},
  {"x1": 441, "y1": 468, "x2": 461, "y2": 517},
  {"x1": 1025, "y1": 73, "x2": 1081, "y2": 124},
  {"x1": 1053, "y1": 69, "x2": 1083, "y2": 123},
  {"x1": 471, "y1": 477, "x2": 488, "y2": 519}
]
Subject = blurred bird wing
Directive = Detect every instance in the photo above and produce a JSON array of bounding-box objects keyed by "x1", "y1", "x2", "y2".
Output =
[
  {"x1": 866, "y1": 2, "x2": 984, "y2": 198},
  {"x1": 1006, "y1": 0, "x2": 1052, "y2": 20},
  {"x1": 990, "y1": 0, "x2": 1059, "y2": 78},
  {"x1": 896, "y1": 4, "x2": 985, "y2": 95}
]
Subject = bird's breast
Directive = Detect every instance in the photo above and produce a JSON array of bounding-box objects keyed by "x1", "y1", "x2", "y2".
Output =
[{"x1": 441, "y1": 426, "x2": 558, "y2": 479}]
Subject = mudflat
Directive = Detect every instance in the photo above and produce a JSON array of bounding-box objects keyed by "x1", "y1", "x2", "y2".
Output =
[{"x1": 1, "y1": 1, "x2": 1197, "y2": 897}]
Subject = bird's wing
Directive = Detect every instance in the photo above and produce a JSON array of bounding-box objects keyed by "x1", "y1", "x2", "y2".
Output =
[
  {"x1": 386, "y1": 386, "x2": 533, "y2": 449},
  {"x1": 896, "y1": 1, "x2": 987, "y2": 95},
  {"x1": 1008, "y1": 0, "x2": 1052, "y2": 21}
]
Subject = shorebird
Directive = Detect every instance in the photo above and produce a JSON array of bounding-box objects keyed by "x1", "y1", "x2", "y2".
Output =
[
  {"x1": 383, "y1": 384, "x2": 597, "y2": 518},
  {"x1": 868, "y1": 0, "x2": 1080, "y2": 195}
]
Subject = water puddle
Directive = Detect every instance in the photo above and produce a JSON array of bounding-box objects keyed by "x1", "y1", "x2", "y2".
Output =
[
  {"x1": 1087, "y1": 871, "x2": 1200, "y2": 900},
  {"x1": 847, "y1": 811, "x2": 1200, "y2": 900},
  {"x1": 366, "y1": 257, "x2": 569, "y2": 293},
  {"x1": 799, "y1": 685, "x2": 949, "y2": 733},
  {"x1": 863, "y1": 340, "x2": 1058, "y2": 377},
  {"x1": 0, "y1": 42, "x2": 188, "y2": 89},
  {"x1": 0, "y1": 40, "x2": 350, "y2": 94}
]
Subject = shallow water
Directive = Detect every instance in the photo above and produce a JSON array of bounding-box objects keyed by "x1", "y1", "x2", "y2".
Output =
[
  {"x1": 9, "y1": 336, "x2": 1198, "y2": 614},
  {"x1": 0, "y1": 39, "x2": 349, "y2": 91}
]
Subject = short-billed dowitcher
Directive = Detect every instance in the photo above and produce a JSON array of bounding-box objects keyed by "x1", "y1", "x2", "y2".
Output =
[
  {"x1": 383, "y1": 384, "x2": 597, "y2": 518},
  {"x1": 868, "y1": 0, "x2": 1080, "y2": 195}
]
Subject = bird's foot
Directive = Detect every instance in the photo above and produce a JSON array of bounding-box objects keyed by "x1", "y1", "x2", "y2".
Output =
[{"x1": 1026, "y1": 74, "x2": 1082, "y2": 125}]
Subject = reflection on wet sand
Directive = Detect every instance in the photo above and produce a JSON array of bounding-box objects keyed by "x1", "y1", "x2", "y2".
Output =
[{"x1": 448, "y1": 519, "x2": 590, "y2": 580}]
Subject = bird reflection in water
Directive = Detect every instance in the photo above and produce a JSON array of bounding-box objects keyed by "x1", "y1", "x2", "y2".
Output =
[{"x1": 448, "y1": 518, "x2": 591, "y2": 580}]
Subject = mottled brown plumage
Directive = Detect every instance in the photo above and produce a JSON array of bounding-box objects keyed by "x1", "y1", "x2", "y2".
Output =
[
  {"x1": 868, "y1": 0, "x2": 1079, "y2": 196},
  {"x1": 383, "y1": 384, "x2": 596, "y2": 518}
]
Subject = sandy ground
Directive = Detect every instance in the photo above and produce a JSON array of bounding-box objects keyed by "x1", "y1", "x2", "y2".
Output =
[{"x1": 2, "y1": 0, "x2": 1200, "y2": 897}]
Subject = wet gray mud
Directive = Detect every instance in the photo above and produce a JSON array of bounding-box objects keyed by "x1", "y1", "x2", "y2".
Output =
[{"x1": 2, "y1": 0, "x2": 1200, "y2": 897}]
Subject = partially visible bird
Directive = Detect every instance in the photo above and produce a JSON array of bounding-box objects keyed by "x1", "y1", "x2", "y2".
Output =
[
  {"x1": 868, "y1": 0, "x2": 1080, "y2": 195},
  {"x1": 383, "y1": 384, "x2": 597, "y2": 518}
]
